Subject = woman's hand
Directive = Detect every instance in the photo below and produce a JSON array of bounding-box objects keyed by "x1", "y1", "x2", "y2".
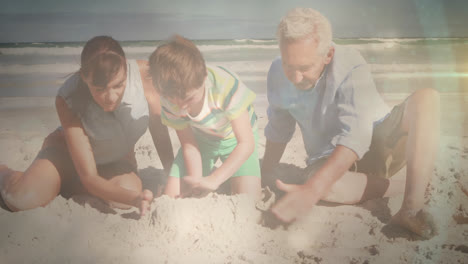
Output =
[{"x1": 136, "y1": 189, "x2": 154, "y2": 217}]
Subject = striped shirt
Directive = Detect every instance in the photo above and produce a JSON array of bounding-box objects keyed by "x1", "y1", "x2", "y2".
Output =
[{"x1": 161, "y1": 65, "x2": 257, "y2": 140}]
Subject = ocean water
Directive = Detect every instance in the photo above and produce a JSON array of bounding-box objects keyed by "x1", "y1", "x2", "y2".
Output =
[{"x1": 0, "y1": 38, "x2": 467, "y2": 97}]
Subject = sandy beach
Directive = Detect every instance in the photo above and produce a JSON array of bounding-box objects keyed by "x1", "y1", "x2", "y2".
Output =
[{"x1": 0, "y1": 92, "x2": 467, "y2": 263}]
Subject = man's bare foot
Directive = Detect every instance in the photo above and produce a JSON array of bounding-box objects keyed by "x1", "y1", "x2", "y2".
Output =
[{"x1": 390, "y1": 209, "x2": 437, "y2": 239}]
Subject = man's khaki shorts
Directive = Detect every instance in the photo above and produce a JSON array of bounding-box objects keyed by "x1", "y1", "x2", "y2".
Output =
[{"x1": 306, "y1": 100, "x2": 408, "y2": 179}]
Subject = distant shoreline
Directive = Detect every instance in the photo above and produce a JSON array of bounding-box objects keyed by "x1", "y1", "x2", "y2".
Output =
[{"x1": 1, "y1": 37, "x2": 468, "y2": 47}]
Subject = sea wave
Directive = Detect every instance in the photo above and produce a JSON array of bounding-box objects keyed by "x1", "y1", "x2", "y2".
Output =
[
  {"x1": 369, "y1": 63, "x2": 466, "y2": 73},
  {"x1": 373, "y1": 72, "x2": 468, "y2": 78},
  {"x1": 0, "y1": 44, "x2": 278, "y2": 56},
  {"x1": 0, "y1": 61, "x2": 273, "y2": 75},
  {"x1": 2, "y1": 61, "x2": 464, "y2": 76},
  {"x1": 0, "y1": 64, "x2": 79, "y2": 74}
]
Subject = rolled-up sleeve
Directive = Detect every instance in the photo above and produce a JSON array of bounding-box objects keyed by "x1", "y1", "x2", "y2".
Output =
[
  {"x1": 330, "y1": 64, "x2": 377, "y2": 159},
  {"x1": 264, "y1": 59, "x2": 296, "y2": 143}
]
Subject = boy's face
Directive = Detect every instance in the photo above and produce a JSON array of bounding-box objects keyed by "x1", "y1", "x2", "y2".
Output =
[
  {"x1": 167, "y1": 81, "x2": 205, "y2": 114},
  {"x1": 280, "y1": 38, "x2": 334, "y2": 90}
]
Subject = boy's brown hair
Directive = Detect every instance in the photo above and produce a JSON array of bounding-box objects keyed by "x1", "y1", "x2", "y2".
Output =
[{"x1": 149, "y1": 35, "x2": 207, "y2": 99}]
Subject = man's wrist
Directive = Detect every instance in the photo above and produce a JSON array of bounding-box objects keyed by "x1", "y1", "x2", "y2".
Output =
[{"x1": 304, "y1": 175, "x2": 328, "y2": 198}]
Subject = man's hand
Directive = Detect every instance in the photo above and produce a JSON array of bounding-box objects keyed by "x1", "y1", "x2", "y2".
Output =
[
  {"x1": 137, "y1": 189, "x2": 154, "y2": 217},
  {"x1": 271, "y1": 179, "x2": 321, "y2": 223},
  {"x1": 182, "y1": 175, "x2": 220, "y2": 198}
]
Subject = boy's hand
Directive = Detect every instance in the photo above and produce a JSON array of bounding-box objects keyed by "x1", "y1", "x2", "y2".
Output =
[
  {"x1": 182, "y1": 175, "x2": 219, "y2": 198},
  {"x1": 137, "y1": 189, "x2": 154, "y2": 217},
  {"x1": 271, "y1": 180, "x2": 320, "y2": 223}
]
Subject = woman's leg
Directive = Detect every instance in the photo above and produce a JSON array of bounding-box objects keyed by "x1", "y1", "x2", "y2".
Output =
[{"x1": 0, "y1": 130, "x2": 72, "y2": 211}]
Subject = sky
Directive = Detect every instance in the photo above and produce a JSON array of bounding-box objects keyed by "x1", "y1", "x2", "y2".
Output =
[{"x1": 0, "y1": 0, "x2": 467, "y2": 42}]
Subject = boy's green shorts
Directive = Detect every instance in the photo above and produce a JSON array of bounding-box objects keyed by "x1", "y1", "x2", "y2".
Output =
[{"x1": 169, "y1": 130, "x2": 261, "y2": 178}]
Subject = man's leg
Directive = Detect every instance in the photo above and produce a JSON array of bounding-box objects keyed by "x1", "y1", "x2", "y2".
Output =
[
  {"x1": 322, "y1": 171, "x2": 405, "y2": 204},
  {"x1": 304, "y1": 158, "x2": 405, "y2": 205},
  {"x1": 391, "y1": 88, "x2": 440, "y2": 238}
]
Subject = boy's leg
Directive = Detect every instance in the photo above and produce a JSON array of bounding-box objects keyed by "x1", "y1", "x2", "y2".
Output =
[{"x1": 391, "y1": 88, "x2": 440, "y2": 238}]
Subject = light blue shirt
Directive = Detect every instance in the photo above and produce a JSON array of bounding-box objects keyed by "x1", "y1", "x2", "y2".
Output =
[
  {"x1": 265, "y1": 45, "x2": 390, "y2": 165},
  {"x1": 58, "y1": 60, "x2": 149, "y2": 165}
]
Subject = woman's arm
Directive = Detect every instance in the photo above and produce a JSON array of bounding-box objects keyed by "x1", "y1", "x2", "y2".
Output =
[
  {"x1": 55, "y1": 96, "x2": 146, "y2": 208},
  {"x1": 138, "y1": 60, "x2": 174, "y2": 173}
]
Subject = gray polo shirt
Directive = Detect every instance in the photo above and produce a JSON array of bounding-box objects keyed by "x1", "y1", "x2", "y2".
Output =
[{"x1": 58, "y1": 60, "x2": 149, "y2": 165}]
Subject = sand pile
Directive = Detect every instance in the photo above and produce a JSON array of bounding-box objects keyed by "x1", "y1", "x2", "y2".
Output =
[{"x1": 0, "y1": 96, "x2": 467, "y2": 263}]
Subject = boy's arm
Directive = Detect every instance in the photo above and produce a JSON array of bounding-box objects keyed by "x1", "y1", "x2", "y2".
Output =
[
  {"x1": 271, "y1": 145, "x2": 357, "y2": 223},
  {"x1": 183, "y1": 110, "x2": 254, "y2": 194},
  {"x1": 211, "y1": 110, "x2": 254, "y2": 184},
  {"x1": 167, "y1": 126, "x2": 203, "y2": 197}
]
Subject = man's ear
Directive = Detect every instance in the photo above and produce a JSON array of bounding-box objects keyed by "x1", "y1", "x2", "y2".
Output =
[{"x1": 324, "y1": 46, "x2": 335, "y2": 65}]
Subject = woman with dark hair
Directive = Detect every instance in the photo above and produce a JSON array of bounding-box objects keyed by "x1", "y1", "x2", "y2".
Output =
[{"x1": 0, "y1": 36, "x2": 174, "y2": 216}]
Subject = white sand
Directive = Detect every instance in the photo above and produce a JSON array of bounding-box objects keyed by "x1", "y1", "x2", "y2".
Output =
[{"x1": 0, "y1": 94, "x2": 467, "y2": 263}]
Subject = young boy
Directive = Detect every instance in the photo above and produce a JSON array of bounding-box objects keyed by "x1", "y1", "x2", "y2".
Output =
[{"x1": 148, "y1": 35, "x2": 261, "y2": 200}]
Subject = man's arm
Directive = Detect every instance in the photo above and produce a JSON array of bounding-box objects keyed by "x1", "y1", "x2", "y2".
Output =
[
  {"x1": 271, "y1": 145, "x2": 357, "y2": 223},
  {"x1": 261, "y1": 140, "x2": 288, "y2": 187}
]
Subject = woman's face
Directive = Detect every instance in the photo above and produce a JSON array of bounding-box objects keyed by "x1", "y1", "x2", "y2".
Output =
[{"x1": 83, "y1": 66, "x2": 127, "y2": 112}]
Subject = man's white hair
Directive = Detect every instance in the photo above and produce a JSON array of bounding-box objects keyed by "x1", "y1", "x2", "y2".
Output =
[{"x1": 277, "y1": 8, "x2": 333, "y2": 56}]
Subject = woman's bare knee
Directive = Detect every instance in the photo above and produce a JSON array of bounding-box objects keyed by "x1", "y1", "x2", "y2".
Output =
[
  {"x1": 2, "y1": 170, "x2": 61, "y2": 211},
  {"x1": 108, "y1": 173, "x2": 142, "y2": 209}
]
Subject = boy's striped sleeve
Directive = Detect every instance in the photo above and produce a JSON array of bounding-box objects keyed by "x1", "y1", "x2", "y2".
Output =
[{"x1": 217, "y1": 66, "x2": 256, "y2": 120}]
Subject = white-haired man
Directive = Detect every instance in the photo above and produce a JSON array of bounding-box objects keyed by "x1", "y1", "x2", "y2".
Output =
[{"x1": 262, "y1": 8, "x2": 440, "y2": 238}]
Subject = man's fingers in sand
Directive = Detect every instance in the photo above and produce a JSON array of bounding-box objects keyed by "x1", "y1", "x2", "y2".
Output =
[{"x1": 271, "y1": 195, "x2": 298, "y2": 223}]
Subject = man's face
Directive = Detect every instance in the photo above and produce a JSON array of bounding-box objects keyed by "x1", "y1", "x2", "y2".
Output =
[{"x1": 280, "y1": 38, "x2": 334, "y2": 90}]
